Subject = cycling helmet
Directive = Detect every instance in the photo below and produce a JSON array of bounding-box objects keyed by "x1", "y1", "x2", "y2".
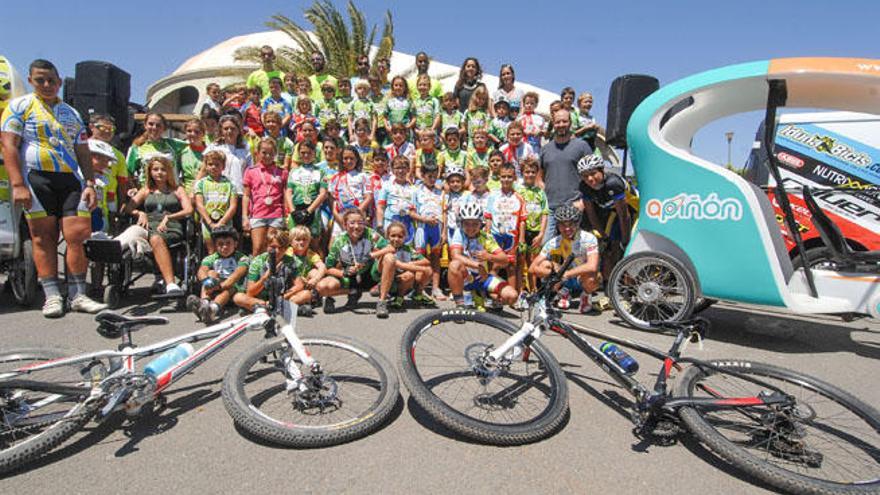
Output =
[
  {"x1": 458, "y1": 202, "x2": 484, "y2": 221},
  {"x1": 445, "y1": 165, "x2": 465, "y2": 180},
  {"x1": 88, "y1": 139, "x2": 117, "y2": 162},
  {"x1": 554, "y1": 203, "x2": 582, "y2": 223},
  {"x1": 576, "y1": 154, "x2": 605, "y2": 174}
]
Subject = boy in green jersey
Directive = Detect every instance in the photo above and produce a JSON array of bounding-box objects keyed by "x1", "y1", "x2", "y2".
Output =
[
  {"x1": 349, "y1": 80, "x2": 377, "y2": 141},
  {"x1": 284, "y1": 140, "x2": 328, "y2": 253},
  {"x1": 440, "y1": 92, "x2": 463, "y2": 137},
  {"x1": 189, "y1": 226, "x2": 249, "y2": 324},
  {"x1": 516, "y1": 157, "x2": 549, "y2": 293},
  {"x1": 413, "y1": 74, "x2": 441, "y2": 135},
  {"x1": 316, "y1": 208, "x2": 389, "y2": 315},
  {"x1": 234, "y1": 228, "x2": 295, "y2": 313},
  {"x1": 194, "y1": 150, "x2": 237, "y2": 254}
]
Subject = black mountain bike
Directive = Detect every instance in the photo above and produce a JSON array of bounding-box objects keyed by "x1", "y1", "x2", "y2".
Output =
[{"x1": 400, "y1": 254, "x2": 880, "y2": 494}]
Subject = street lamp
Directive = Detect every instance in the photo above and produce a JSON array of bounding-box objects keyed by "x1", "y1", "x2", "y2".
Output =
[{"x1": 725, "y1": 131, "x2": 734, "y2": 168}]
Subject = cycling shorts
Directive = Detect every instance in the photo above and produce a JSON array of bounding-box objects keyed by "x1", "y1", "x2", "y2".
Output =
[
  {"x1": 25, "y1": 170, "x2": 88, "y2": 220},
  {"x1": 464, "y1": 273, "x2": 508, "y2": 295},
  {"x1": 415, "y1": 224, "x2": 442, "y2": 254}
]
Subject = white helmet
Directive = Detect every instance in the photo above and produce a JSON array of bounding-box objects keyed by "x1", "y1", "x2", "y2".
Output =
[
  {"x1": 88, "y1": 139, "x2": 117, "y2": 162},
  {"x1": 445, "y1": 165, "x2": 465, "y2": 179},
  {"x1": 458, "y1": 201, "x2": 483, "y2": 221},
  {"x1": 576, "y1": 153, "x2": 604, "y2": 174}
]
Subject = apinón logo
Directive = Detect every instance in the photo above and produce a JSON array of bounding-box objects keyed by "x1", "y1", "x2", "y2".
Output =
[{"x1": 645, "y1": 193, "x2": 743, "y2": 224}]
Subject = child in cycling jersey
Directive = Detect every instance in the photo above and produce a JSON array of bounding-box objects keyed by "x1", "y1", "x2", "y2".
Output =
[
  {"x1": 485, "y1": 162, "x2": 525, "y2": 293},
  {"x1": 411, "y1": 161, "x2": 446, "y2": 301},
  {"x1": 316, "y1": 208, "x2": 388, "y2": 315},
  {"x1": 517, "y1": 157, "x2": 549, "y2": 293},
  {"x1": 233, "y1": 228, "x2": 294, "y2": 313},
  {"x1": 190, "y1": 226, "x2": 249, "y2": 324},
  {"x1": 194, "y1": 150, "x2": 237, "y2": 255},
  {"x1": 442, "y1": 165, "x2": 468, "y2": 242},
  {"x1": 374, "y1": 221, "x2": 435, "y2": 318},
  {"x1": 376, "y1": 155, "x2": 416, "y2": 241},
  {"x1": 529, "y1": 203, "x2": 601, "y2": 314},
  {"x1": 282, "y1": 225, "x2": 326, "y2": 317},
  {"x1": 577, "y1": 154, "x2": 636, "y2": 281},
  {"x1": 448, "y1": 202, "x2": 518, "y2": 309}
]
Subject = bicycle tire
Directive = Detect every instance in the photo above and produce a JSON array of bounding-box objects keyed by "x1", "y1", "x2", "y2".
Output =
[
  {"x1": 222, "y1": 335, "x2": 399, "y2": 448},
  {"x1": 675, "y1": 360, "x2": 880, "y2": 494},
  {"x1": 0, "y1": 347, "x2": 95, "y2": 474},
  {"x1": 400, "y1": 309, "x2": 569, "y2": 445},
  {"x1": 608, "y1": 251, "x2": 697, "y2": 330}
]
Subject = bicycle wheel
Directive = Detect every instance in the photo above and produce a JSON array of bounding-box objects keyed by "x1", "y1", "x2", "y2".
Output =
[
  {"x1": 400, "y1": 309, "x2": 569, "y2": 445},
  {"x1": 222, "y1": 335, "x2": 399, "y2": 448},
  {"x1": 608, "y1": 251, "x2": 697, "y2": 330},
  {"x1": 675, "y1": 360, "x2": 880, "y2": 494},
  {"x1": 0, "y1": 347, "x2": 95, "y2": 474}
]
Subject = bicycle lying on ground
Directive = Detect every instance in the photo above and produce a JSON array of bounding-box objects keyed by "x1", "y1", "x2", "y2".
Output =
[
  {"x1": 0, "y1": 251, "x2": 398, "y2": 474},
  {"x1": 400, "y1": 254, "x2": 880, "y2": 494}
]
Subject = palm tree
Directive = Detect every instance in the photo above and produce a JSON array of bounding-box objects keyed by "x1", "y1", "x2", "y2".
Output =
[{"x1": 234, "y1": 0, "x2": 394, "y2": 78}]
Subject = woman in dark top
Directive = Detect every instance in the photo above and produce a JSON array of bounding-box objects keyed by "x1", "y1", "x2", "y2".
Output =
[
  {"x1": 453, "y1": 57, "x2": 487, "y2": 113},
  {"x1": 123, "y1": 155, "x2": 193, "y2": 294}
]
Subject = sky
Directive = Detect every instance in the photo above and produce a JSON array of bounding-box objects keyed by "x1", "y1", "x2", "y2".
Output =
[{"x1": 2, "y1": 0, "x2": 877, "y2": 166}]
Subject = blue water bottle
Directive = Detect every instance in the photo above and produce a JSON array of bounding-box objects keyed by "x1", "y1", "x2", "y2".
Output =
[
  {"x1": 599, "y1": 342, "x2": 639, "y2": 375},
  {"x1": 144, "y1": 343, "x2": 195, "y2": 378}
]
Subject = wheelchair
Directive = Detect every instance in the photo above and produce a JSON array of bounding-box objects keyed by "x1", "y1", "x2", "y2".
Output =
[{"x1": 85, "y1": 215, "x2": 203, "y2": 310}]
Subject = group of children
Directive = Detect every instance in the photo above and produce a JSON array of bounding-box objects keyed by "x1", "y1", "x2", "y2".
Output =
[{"x1": 98, "y1": 66, "x2": 619, "y2": 322}]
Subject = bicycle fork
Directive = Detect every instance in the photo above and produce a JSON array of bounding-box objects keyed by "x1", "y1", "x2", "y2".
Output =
[{"x1": 276, "y1": 322, "x2": 318, "y2": 394}]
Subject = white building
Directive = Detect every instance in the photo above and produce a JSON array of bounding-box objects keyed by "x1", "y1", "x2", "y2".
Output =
[{"x1": 146, "y1": 30, "x2": 559, "y2": 115}]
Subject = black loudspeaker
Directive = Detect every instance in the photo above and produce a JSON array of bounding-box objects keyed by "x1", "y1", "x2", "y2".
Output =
[
  {"x1": 62, "y1": 77, "x2": 76, "y2": 106},
  {"x1": 605, "y1": 74, "x2": 659, "y2": 148},
  {"x1": 71, "y1": 61, "x2": 131, "y2": 133}
]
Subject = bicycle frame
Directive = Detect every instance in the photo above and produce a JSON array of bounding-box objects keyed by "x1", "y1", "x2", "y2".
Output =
[
  {"x1": 487, "y1": 296, "x2": 794, "y2": 419},
  {"x1": 0, "y1": 301, "x2": 315, "y2": 418}
]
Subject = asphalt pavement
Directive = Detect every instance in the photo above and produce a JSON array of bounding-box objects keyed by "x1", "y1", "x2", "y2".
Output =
[{"x1": 2, "y1": 285, "x2": 879, "y2": 494}]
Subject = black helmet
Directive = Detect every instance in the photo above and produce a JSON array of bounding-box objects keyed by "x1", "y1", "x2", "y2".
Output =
[
  {"x1": 553, "y1": 203, "x2": 582, "y2": 223},
  {"x1": 211, "y1": 225, "x2": 239, "y2": 241}
]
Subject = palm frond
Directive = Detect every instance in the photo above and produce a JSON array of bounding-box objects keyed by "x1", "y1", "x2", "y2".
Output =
[
  {"x1": 233, "y1": 46, "x2": 264, "y2": 65},
  {"x1": 376, "y1": 10, "x2": 395, "y2": 63},
  {"x1": 232, "y1": 1, "x2": 394, "y2": 80}
]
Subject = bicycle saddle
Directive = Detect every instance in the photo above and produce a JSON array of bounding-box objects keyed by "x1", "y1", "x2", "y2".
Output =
[{"x1": 95, "y1": 311, "x2": 169, "y2": 335}]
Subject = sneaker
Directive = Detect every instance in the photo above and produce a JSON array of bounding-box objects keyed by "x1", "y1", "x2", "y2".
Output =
[
  {"x1": 68, "y1": 294, "x2": 108, "y2": 314},
  {"x1": 345, "y1": 290, "x2": 362, "y2": 308},
  {"x1": 369, "y1": 284, "x2": 380, "y2": 297},
  {"x1": 473, "y1": 294, "x2": 487, "y2": 312},
  {"x1": 323, "y1": 296, "x2": 336, "y2": 314},
  {"x1": 376, "y1": 299, "x2": 389, "y2": 319},
  {"x1": 514, "y1": 291, "x2": 530, "y2": 311},
  {"x1": 389, "y1": 295, "x2": 405, "y2": 309},
  {"x1": 555, "y1": 288, "x2": 571, "y2": 310},
  {"x1": 209, "y1": 302, "x2": 221, "y2": 321},
  {"x1": 165, "y1": 282, "x2": 183, "y2": 296},
  {"x1": 579, "y1": 293, "x2": 600, "y2": 315},
  {"x1": 186, "y1": 295, "x2": 201, "y2": 316},
  {"x1": 431, "y1": 288, "x2": 447, "y2": 301},
  {"x1": 411, "y1": 292, "x2": 435, "y2": 307},
  {"x1": 297, "y1": 304, "x2": 314, "y2": 317},
  {"x1": 42, "y1": 295, "x2": 65, "y2": 318}
]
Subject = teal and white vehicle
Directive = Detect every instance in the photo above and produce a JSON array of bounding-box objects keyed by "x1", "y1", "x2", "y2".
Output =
[{"x1": 608, "y1": 57, "x2": 880, "y2": 329}]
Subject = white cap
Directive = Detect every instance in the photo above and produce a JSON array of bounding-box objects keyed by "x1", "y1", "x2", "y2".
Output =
[{"x1": 88, "y1": 139, "x2": 117, "y2": 162}]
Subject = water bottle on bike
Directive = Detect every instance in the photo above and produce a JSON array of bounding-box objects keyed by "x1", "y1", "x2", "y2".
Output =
[
  {"x1": 144, "y1": 343, "x2": 195, "y2": 378},
  {"x1": 599, "y1": 342, "x2": 639, "y2": 375}
]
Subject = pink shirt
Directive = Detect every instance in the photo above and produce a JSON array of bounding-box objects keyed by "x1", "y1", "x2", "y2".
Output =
[{"x1": 243, "y1": 163, "x2": 288, "y2": 219}]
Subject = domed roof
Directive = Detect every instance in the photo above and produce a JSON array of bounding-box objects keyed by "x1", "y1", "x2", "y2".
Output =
[{"x1": 147, "y1": 30, "x2": 558, "y2": 114}]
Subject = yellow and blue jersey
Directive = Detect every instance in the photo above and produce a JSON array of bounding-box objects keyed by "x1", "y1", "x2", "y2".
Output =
[{"x1": 0, "y1": 94, "x2": 87, "y2": 175}]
